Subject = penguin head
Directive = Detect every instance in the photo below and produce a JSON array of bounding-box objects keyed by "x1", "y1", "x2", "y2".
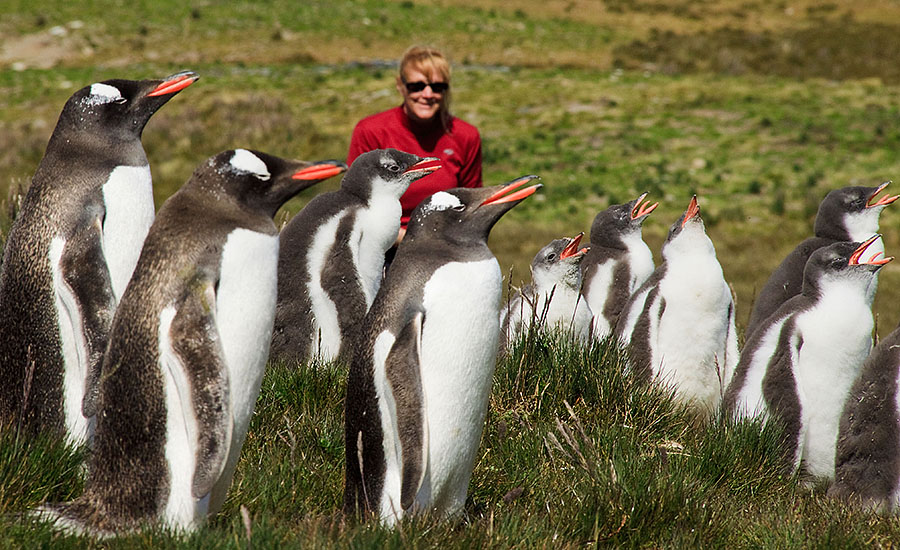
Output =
[
  {"x1": 58, "y1": 71, "x2": 199, "y2": 142},
  {"x1": 805, "y1": 235, "x2": 892, "y2": 295},
  {"x1": 205, "y1": 149, "x2": 346, "y2": 218},
  {"x1": 406, "y1": 175, "x2": 542, "y2": 244},
  {"x1": 589, "y1": 192, "x2": 657, "y2": 247},
  {"x1": 342, "y1": 149, "x2": 441, "y2": 201},
  {"x1": 662, "y1": 195, "x2": 714, "y2": 260},
  {"x1": 815, "y1": 182, "x2": 898, "y2": 241},
  {"x1": 531, "y1": 233, "x2": 588, "y2": 290}
]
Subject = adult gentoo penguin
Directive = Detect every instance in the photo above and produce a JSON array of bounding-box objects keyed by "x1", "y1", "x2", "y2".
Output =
[
  {"x1": 724, "y1": 236, "x2": 890, "y2": 481},
  {"x1": 344, "y1": 175, "x2": 541, "y2": 524},
  {"x1": 35, "y1": 149, "x2": 345, "y2": 536},
  {"x1": 500, "y1": 233, "x2": 591, "y2": 349},
  {"x1": 581, "y1": 193, "x2": 657, "y2": 338},
  {"x1": 830, "y1": 321, "x2": 900, "y2": 511},
  {"x1": 271, "y1": 148, "x2": 440, "y2": 364},
  {"x1": 615, "y1": 196, "x2": 739, "y2": 413},
  {"x1": 0, "y1": 71, "x2": 198, "y2": 445},
  {"x1": 745, "y1": 183, "x2": 897, "y2": 338}
]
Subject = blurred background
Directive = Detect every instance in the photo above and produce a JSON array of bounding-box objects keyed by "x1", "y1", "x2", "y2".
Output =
[{"x1": 3, "y1": 0, "x2": 900, "y2": 332}]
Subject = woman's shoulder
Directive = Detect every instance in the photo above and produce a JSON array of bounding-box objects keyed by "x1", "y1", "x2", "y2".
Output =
[{"x1": 356, "y1": 106, "x2": 403, "y2": 128}]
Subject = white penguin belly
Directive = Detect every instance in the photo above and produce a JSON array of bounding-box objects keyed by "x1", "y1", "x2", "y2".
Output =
[
  {"x1": 209, "y1": 228, "x2": 279, "y2": 513},
  {"x1": 625, "y1": 235, "x2": 654, "y2": 289},
  {"x1": 307, "y1": 213, "x2": 345, "y2": 360},
  {"x1": 158, "y1": 306, "x2": 206, "y2": 531},
  {"x1": 415, "y1": 259, "x2": 502, "y2": 517},
  {"x1": 542, "y1": 286, "x2": 592, "y2": 341},
  {"x1": 101, "y1": 164, "x2": 155, "y2": 302},
  {"x1": 795, "y1": 289, "x2": 873, "y2": 479},
  {"x1": 585, "y1": 260, "x2": 616, "y2": 337},
  {"x1": 349, "y1": 196, "x2": 401, "y2": 306},
  {"x1": 654, "y1": 259, "x2": 732, "y2": 411},
  {"x1": 49, "y1": 237, "x2": 93, "y2": 446}
]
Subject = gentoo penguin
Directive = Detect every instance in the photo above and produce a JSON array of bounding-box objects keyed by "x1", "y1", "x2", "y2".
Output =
[
  {"x1": 829, "y1": 321, "x2": 900, "y2": 510},
  {"x1": 581, "y1": 193, "x2": 657, "y2": 338},
  {"x1": 724, "y1": 236, "x2": 890, "y2": 481},
  {"x1": 500, "y1": 233, "x2": 591, "y2": 349},
  {"x1": 0, "y1": 71, "x2": 198, "y2": 445},
  {"x1": 35, "y1": 149, "x2": 345, "y2": 536},
  {"x1": 746, "y1": 183, "x2": 898, "y2": 338},
  {"x1": 344, "y1": 175, "x2": 541, "y2": 524},
  {"x1": 271, "y1": 148, "x2": 440, "y2": 365},
  {"x1": 615, "y1": 196, "x2": 739, "y2": 413}
]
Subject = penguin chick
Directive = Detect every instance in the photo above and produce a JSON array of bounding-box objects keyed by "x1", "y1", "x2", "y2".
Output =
[
  {"x1": 581, "y1": 193, "x2": 657, "y2": 338},
  {"x1": 271, "y1": 148, "x2": 440, "y2": 365},
  {"x1": 344, "y1": 175, "x2": 541, "y2": 525},
  {"x1": 746, "y1": 183, "x2": 897, "y2": 338},
  {"x1": 725, "y1": 236, "x2": 890, "y2": 481},
  {"x1": 0, "y1": 71, "x2": 198, "y2": 446},
  {"x1": 33, "y1": 150, "x2": 345, "y2": 537},
  {"x1": 615, "y1": 196, "x2": 739, "y2": 413},
  {"x1": 501, "y1": 233, "x2": 591, "y2": 349}
]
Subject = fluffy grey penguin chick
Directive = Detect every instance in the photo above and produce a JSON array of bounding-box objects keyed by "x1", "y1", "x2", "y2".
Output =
[
  {"x1": 581, "y1": 193, "x2": 656, "y2": 338},
  {"x1": 33, "y1": 149, "x2": 345, "y2": 537},
  {"x1": 344, "y1": 175, "x2": 541, "y2": 525},
  {"x1": 615, "y1": 196, "x2": 739, "y2": 414},
  {"x1": 725, "y1": 235, "x2": 890, "y2": 481},
  {"x1": 271, "y1": 148, "x2": 440, "y2": 365},
  {"x1": 501, "y1": 233, "x2": 591, "y2": 349},
  {"x1": 0, "y1": 71, "x2": 198, "y2": 446}
]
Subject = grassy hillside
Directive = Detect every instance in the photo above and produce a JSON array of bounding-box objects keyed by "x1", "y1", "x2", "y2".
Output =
[{"x1": 4, "y1": 0, "x2": 900, "y2": 546}]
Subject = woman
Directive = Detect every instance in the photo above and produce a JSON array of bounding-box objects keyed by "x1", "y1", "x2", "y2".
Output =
[{"x1": 347, "y1": 45, "x2": 483, "y2": 240}]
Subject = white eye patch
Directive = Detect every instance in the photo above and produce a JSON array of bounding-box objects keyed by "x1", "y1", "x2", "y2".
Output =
[
  {"x1": 84, "y1": 83, "x2": 123, "y2": 106},
  {"x1": 422, "y1": 191, "x2": 463, "y2": 214},
  {"x1": 229, "y1": 149, "x2": 271, "y2": 180}
]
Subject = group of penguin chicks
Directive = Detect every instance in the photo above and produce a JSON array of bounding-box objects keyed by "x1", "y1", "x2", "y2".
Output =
[
  {"x1": 1, "y1": 70, "x2": 897, "y2": 538},
  {"x1": 509, "y1": 179, "x2": 900, "y2": 512}
]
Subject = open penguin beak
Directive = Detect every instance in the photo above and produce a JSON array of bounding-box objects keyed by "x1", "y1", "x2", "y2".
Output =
[
  {"x1": 631, "y1": 192, "x2": 658, "y2": 220},
  {"x1": 404, "y1": 157, "x2": 442, "y2": 176},
  {"x1": 482, "y1": 175, "x2": 542, "y2": 206},
  {"x1": 681, "y1": 195, "x2": 701, "y2": 228},
  {"x1": 291, "y1": 160, "x2": 348, "y2": 181},
  {"x1": 849, "y1": 234, "x2": 893, "y2": 267},
  {"x1": 147, "y1": 71, "x2": 199, "y2": 97},
  {"x1": 560, "y1": 232, "x2": 588, "y2": 260},
  {"x1": 867, "y1": 181, "x2": 900, "y2": 208}
]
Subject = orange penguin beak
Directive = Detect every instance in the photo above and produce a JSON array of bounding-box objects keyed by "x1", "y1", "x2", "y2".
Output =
[{"x1": 147, "y1": 71, "x2": 199, "y2": 97}]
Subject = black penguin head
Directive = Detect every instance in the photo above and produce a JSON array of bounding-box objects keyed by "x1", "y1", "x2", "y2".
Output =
[
  {"x1": 531, "y1": 233, "x2": 588, "y2": 290},
  {"x1": 405, "y1": 175, "x2": 542, "y2": 244},
  {"x1": 803, "y1": 235, "x2": 892, "y2": 295},
  {"x1": 661, "y1": 195, "x2": 715, "y2": 260},
  {"x1": 341, "y1": 148, "x2": 441, "y2": 201},
  {"x1": 204, "y1": 149, "x2": 346, "y2": 218},
  {"x1": 589, "y1": 192, "x2": 657, "y2": 247},
  {"x1": 56, "y1": 71, "x2": 199, "y2": 143},
  {"x1": 815, "y1": 182, "x2": 898, "y2": 241}
]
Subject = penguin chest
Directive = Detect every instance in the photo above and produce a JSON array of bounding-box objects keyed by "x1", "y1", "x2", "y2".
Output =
[
  {"x1": 216, "y1": 229, "x2": 279, "y2": 440},
  {"x1": 539, "y1": 286, "x2": 592, "y2": 340},
  {"x1": 624, "y1": 236, "x2": 654, "y2": 290},
  {"x1": 101, "y1": 164, "x2": 155, "y2": 302},
  {"x1": 417, "y1": 259, "x2": 502, "y2": 510},
  {"x1": 350, "y1": 196, "x2": 401, "y2": 306}
]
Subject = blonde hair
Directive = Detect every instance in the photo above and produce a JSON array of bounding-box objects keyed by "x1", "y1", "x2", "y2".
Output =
[{"x1": 399, "y1": 45, "x2": 452, "y2": 131}]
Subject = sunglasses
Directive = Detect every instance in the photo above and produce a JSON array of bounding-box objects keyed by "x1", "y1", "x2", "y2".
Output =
[{"x1": 404, "y1": 81, "x2": 449, "y2": 94}]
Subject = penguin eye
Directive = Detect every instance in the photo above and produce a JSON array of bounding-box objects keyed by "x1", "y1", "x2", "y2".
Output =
[
  {"x1": 546, "y1": 253, "x2": 557, "y2": 262},
  {"x1": 387, "y1": 163, "x2": 401, "y2": 173},
  {"x1": 113, "y1": 97, "x2": 127, "y2": 105},
  {"x1": 452, "y1": 204, "x2": 466, "y2": 212}
]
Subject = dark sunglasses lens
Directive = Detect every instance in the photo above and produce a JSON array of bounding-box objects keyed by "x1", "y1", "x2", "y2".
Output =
[
  {"x1": 429, "y1": 82, "x2": 449, "y2": 93},
  {"x1": 405, "y1": 81, "x2": 427, "y2": 92},
  {"x1": 405, "y1": 81, "x2": 449, "y2": 93}
]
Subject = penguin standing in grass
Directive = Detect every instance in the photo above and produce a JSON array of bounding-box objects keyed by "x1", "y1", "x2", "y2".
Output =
[
  {"x1": 615, "y1": 196, "x2": 739, "y2": 413},
  {"x1": 344, "y1": 176, "x2": 541, "y2": 525},
  {"x1": 501, "y1": 233, "x2": 591, "y2": 349},
  {"x1": 35, "y1": 150, "x2": 345, "y2": 536},
  {"x1": 271, "y1": 149, "x2": 440, "y2": 365},
  {"x1": 746, "y1": 183, "x2": 897, "y2": 338},
  {"x1": 830, "y1": 321, "x2": 900, "y2": 511},
  {"x1": 581, "y1": 193, "x2": 657, "y2": 338},
  {"x1": 0, "y1": 71, "x2": 198, "y2": 445},
  {"x1": 724, "y1": 236, "x2": 890, "y2": 481}
]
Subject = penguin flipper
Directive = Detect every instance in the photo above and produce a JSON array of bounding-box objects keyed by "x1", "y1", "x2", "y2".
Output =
[
  {"x1": 384, "y1": 311, "x2": 428, "y2": 511},
  {"x1": 55, "y1": 218, "x2": 116, "y2": 420},
  {"x1": 168, "y1": 284, "x2": 234, "y2": 499},
  {"x1": 762, "y1": 323, "x2": 803, "y2": 470}
]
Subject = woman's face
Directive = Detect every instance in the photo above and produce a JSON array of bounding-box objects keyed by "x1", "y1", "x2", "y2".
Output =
[{"x1": 397, "y1": 67, "x2": 447, "y2": 124}]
